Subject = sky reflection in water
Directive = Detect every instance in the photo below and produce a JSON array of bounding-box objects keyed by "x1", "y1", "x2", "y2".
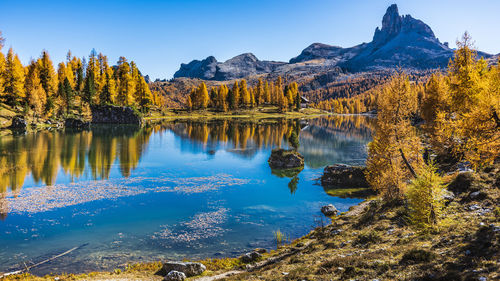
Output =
[{"x1": 0, "y1": 116, "x2": 373, "y2": 275}]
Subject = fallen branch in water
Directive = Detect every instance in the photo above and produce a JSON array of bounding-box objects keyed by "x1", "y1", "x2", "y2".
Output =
[{"x1": 0, "y1": 243, "x2": 88, "y2": 279}]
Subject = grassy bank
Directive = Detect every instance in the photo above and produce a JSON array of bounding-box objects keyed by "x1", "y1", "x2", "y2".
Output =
[{"x1": 145, "y1": 106, "x2": 330, "y2": 121}]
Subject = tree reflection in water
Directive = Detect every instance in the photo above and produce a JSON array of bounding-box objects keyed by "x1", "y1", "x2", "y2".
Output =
[{"x1": 0, "y1": 116, "x2": 374, "y2": 218}]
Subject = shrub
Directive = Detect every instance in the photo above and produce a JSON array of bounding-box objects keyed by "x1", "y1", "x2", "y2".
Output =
[
  {"x1": 406, "y1": 162, "x2": 446, "y2": 229},
  {"x1": 354, "y1": 231, "x2": 381, "y2": 246}
]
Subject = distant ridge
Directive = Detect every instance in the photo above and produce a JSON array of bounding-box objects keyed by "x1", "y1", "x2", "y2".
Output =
[{"x1": 173, "y1": 4, "x2": 493, "y2": 81}]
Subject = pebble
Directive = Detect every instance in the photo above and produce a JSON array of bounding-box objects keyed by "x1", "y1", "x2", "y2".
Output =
[
  {"x1": 469, "y1": 204, "x2": 481, "y2": 211},
  {"x1": 478, "y1": 277, "x2": 487, "y2": 281},
  {"x1": 331, "y1": 229, "x2": 342, "y2": 235},
  {"x1": 469, "y1": 191, "x2": 481, "y2": 199}
]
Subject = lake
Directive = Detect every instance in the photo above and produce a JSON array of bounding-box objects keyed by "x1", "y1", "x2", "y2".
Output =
[{"x1": 0, "y1": 115, "x2": 373, "y2": 275}]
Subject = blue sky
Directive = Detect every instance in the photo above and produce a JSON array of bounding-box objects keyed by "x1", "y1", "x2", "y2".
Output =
[{"x1": 1, "y1": 0, "x2": 499, "y2": 79}]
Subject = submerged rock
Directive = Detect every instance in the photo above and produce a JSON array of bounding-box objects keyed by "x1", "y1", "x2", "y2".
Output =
[
  {"x1": 164, "y1": 270, "x2": 186, "y2": 281},
  {"x1": 321, "y1": 204, "x2": 339, "y2": 216},
  {"x1": 321, "y1": 164, "x2": 368, "y2": 188},
  {"x1": 161, "y1": 261, "x2": 206, "y2": 277},
  {"x1": 268, "y1": 149, "x2": 304, "y2": 169}
]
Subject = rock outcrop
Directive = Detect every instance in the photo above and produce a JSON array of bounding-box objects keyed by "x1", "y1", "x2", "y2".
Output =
[
  {"x1": 90, "y1": 105, "x2": 142, "y2": 125},
  {"x1": 268, "y1": 149, "x2": 305, "y2": 169},
  {"x1": 174, "y1": 56, "x2": 218, "y2": 80},
  {"x1": 174, "y1": 53, "x2": 286, "y2": 81},
  {"x1": 64, "y1": 118, "x2": 90, "y2": 129},
  {"x1": 9, "y1": 116, "x2": 27, "y2": 131},
  {"x1": 321, "y1": 164, "x2": 368, "y2": 188}
]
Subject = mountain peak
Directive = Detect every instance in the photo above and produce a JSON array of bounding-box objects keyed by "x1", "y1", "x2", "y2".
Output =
[
  {"x1": 372, "y1": 4, "x2": 435, "y2": 47},
  {"x1": 226, "y1": 53, "x2": 259, "y2": 63}
]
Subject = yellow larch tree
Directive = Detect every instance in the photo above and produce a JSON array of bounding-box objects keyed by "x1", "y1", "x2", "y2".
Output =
[{"x1": 366, "y1": 72, "x2": 423, "y2": 199}]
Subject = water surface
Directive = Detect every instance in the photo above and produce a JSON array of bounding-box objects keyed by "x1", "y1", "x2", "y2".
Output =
[{"x1": 0, "y1": 116, "x2": 373, "y2": 275}]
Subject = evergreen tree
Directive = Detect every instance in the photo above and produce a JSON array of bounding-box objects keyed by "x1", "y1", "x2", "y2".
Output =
[
  {"x1": 100, "y1": 70, "x2": 116, "y2": 105},
  {"x1": 83, "y1": 70, "x2": 96, "y2": 105},
  {"x1": 230, "y1": 81, "x2": 240, "y2": 109},
  {"x1": 210, "y1": 87, "x2": 217, "y2": 108},
  {"x1": 294, "y1": 89, "x2": 301, "y2": 111},
  {"x1": 75, "y1": 59, "x2": 84, "y2": 93},
  {"x1": 62, "y1": 77, "x2": 73, "y2": 113}
]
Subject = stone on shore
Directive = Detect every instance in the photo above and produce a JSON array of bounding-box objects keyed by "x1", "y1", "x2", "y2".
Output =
[
  {"x1": 268, "y1": 149, "x2": 304, "y2": 169},
  {"x1": 240, "y1": 251, "x2": 263, "y2": 263},
  {"x1": 9, "y1": 116, "x2": 27, "y2": 130},
  {"x1": 161, "y1": 261, "x2": 206, "y2": 277},
  {"x1": 321, "y1": 164, "x2": 368, "y2": 188},
  {"x1": 321, "y1": 204, "x2": 339, "y2": 217},
  {"x1": 164, "y1": 270, "x2": 186, "y2": 281}
]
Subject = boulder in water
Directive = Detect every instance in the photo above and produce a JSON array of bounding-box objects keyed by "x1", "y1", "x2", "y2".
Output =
[
  {"x1": 268, "y1": 149, "x2": 304, "y2": 169},
  {"x1": 321, "y1": 164, "x2": 368, "y2": 188},
  {"x1": 321, "y1": 204, "x2": 339, "y2": 217}
]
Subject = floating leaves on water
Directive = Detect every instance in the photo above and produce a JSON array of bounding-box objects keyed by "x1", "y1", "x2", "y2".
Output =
[
  {"x1": 152, "y1": 208, "x2": 229, "y2": 243},
  {"x1": 3, "y1": 174, "x2": 248, "y2": 214}
]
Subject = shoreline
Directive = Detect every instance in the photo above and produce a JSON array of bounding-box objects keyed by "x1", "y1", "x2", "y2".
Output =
[
  {"x1": 0, "y1": 197, "x2": 371, "y2": 280},
  {"x1": 3, "y1": 165, "x2": 499, "y2": 280}
]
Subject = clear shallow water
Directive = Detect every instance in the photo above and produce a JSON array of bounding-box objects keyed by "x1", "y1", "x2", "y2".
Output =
[{"x1": 0, "y1": 116, "x2": 373, "y2": 275}]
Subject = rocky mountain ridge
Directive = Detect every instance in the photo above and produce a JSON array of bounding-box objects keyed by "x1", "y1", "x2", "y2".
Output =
[
  {"x1": 173, "y1": 4, "x2": 494, "y2": 81},
  {"x1": 174, "y1": 53, "x2": 286, "y2": 81}
]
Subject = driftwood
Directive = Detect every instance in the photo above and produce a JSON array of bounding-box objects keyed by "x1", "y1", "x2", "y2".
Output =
[{"x1": 0, "y1": 243, "x2": 87, "y2": 279}]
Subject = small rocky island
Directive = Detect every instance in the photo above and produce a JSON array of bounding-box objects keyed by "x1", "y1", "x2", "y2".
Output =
[
  {"x1": 320, "y1": 164, "x2": 373, "y2": 198},
  {"x1": 268, "y1": 148, "x2": 304, "y2": 169},
  {"x1": 321, "y1": 164, "x2": 368, "y2": 188}
]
